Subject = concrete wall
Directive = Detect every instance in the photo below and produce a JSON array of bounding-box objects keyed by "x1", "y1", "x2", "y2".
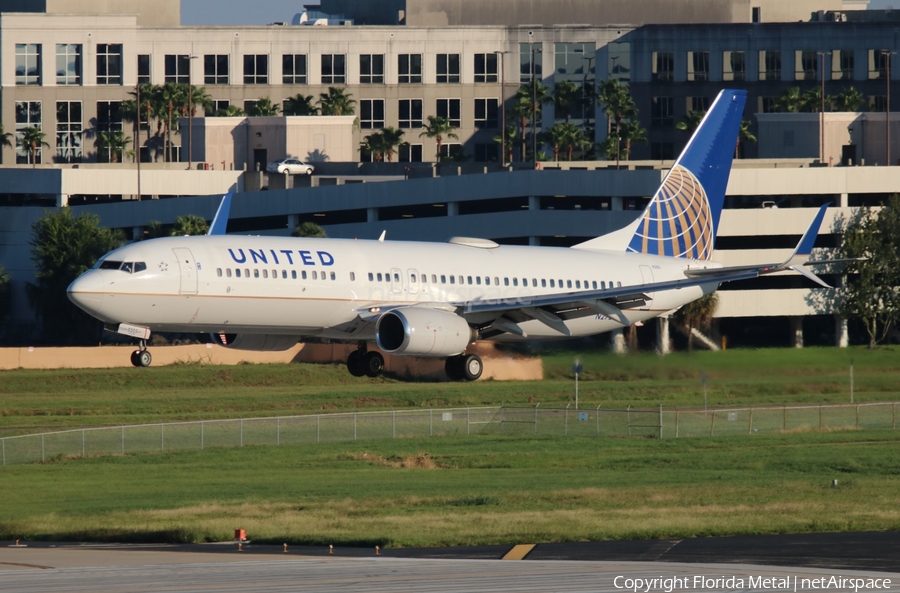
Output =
[{"x1": 0, "y1": 0, "x2": 180, "y2": 27}]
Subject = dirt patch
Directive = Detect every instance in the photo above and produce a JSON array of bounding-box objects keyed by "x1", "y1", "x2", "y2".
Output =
[{"x1": 351, "y1": 452, "x2": 444, "y2": 469}]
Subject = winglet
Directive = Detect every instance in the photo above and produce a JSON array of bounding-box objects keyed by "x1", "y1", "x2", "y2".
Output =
[
  {"x1": 207, "y1": 189, "x2": 234, "y2": 236},
  {"x1": 791, "y1": 203, "x2": 829, "y2": 260}
]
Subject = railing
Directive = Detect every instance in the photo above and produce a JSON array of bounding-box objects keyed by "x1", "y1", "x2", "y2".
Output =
[{"x1": 1, "y1": 402, "x2": 897, "y2": 466}]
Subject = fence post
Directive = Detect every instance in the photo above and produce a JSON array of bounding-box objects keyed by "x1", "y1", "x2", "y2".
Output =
[
  {"x1": 317, "y1": 414, "x2": 320, "y2": 443},
  {"x1": 709, "y1": 411, "x2": 716, "y2": 437},
  {"x1": 354, "y1": 412, "x2": 357, "y2": 441},
  {"x1": 161, "y1": 424, "x2": 164, "y2": 452},
  {"x1": 122, "y1": 426, "x2": 125, "y2": 455},
  {"x1": 1, "y1": 438, "x2": 4, "y2": 465},
  {"x1": 659, "y1": 404, "x2": 663, "y2": 439},
  {"x1": 819, "y1": 405, "x2": 823, "y2": 430},
  {"x1": 240, "y1": 419, "x2": 244, "y2": 447},
  {"x1": 277, "y1": 417, "x2": 280, "y2": 446},
  {"x1": 534, "y1": 404, "x2": 539, "y2": 435},
  {"x1": 41, "y1": 434, "x2": 44, "y2": 463},
  {"x1": 596, "y1": 405, "x2": 601, "y2": 437},
  {"x1": 675, "y1": 410, "x2": 680, "y2": 439},
  {"x1": 856, "y1": 404, "x2": 860, "y2": 430},
  {"x1": 565, "y1": 404, "x2": 570, "y2": 436},
  {"x1": 627, "y1": 406, "x2": 632, "y2": 437},
  {"x1": 894, "y1": 403, "x2": 897, "y2": 430},
  {"x1": 783, "y1": 406, "x2": 787, "y2": 431},
  {"x1": 82, "y1": 429, "x2": 85, "y2": 458},
  {"x1": 201, "y1": 421, "x2": 205, "y2": 450},
  {"x1": 393, "y1": 410, "x2": 396, "y2": 439},
  {"x1": 748, "y1": 408, "x2": 754, "y2": 435},
  {"x1": 501, "y1": 406, "x2": 505, "y2": 434},
  {"x1": 466, "y1": 407, "x2": 470, "y2": 436},
  {"x1": 430, "y1": 408, "x2": 433, "y2": 436}
]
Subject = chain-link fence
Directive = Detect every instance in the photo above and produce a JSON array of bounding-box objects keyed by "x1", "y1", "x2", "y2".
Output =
[{"x1": 2, "y1": 402, "x2": 897, "y2": 466}]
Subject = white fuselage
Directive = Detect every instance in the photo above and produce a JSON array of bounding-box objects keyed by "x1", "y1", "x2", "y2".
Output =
[{"x1": 68, "y1": 235, "x2": 718, "y2": 344}]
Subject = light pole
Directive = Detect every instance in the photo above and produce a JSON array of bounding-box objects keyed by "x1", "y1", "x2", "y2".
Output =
[
  {"x1": 818, "y1": 51, "x2": 830, "y2": 164},
  {"x1": 187, "y1": 54, "x2": 199, "y2": 170},
  {"x1": 136, "y1": 82, "x2": 142, "y2": 202},
  {"x1": 530, "y1": 46, "x2": 542, "y2": 165},
  {"x1": 882, "y1": 50, "x2": 896, "y2": 166}
]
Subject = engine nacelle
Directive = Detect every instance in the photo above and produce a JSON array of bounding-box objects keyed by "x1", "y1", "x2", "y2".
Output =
[
  {"x1": 376, "y1": 308, "x2": 474, "y2": 357},
  {"x1": 211, "y1": 333, "x2": 300, "y2": 351}
]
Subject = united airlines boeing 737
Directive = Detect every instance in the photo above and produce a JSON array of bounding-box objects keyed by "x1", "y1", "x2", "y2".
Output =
[{"x1": 67, "y1": 90, "x2": 832, "y2": 380}]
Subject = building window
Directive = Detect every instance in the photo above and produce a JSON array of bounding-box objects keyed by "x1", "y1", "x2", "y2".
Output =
[
  {"x1": 440, "y1": 143, "x2": 463, "y2": 160},
  {"x1": 138, "y1": 55, "x2": 151, "y2": 84},
  {"x1": 651, "y1": 142, "x2": 674, "y2": 160},
  {"x1": 96, "y1": 101, "x2": 126, "y2": 162},
  {"x1": 832, "y1": 50, "x2": 854, "y2": 81},
  {"x1": 165, "y1": 54, "x2": 190, "y2": 84},
  {"x1": 869, "y1": 95, "x2": 887, "y2": 112},
  {"x1": 474, "y1": 143, "x2": 499, "y2": 162},
  {"x1": 243, "y1": 54, "x2": 268, "y2": 84},
  {"x1": 205, "y1": 55, "x2": 229, "y2": 84},
  {"x1": 283, "y1": 54, "x2": 307, "y2": 84},
  {"x1": 436, "y1": 53, "x2": 461, "y2": 83},
  {"x1": 474, "y1": 98, "x2": 499, "y2": 128},
  {"x1": 211, "y1": 100, "x2": 230, "y2": 115},
  {"x1": 96, "y1": 44, "x2": 123, "y2": 85},
  {"x1": 15, "y1": 101, "x2": 42, "y2": 164},
  {"x1": 650, "y1": 97, "x2": 673, "y2": 128},
  {"x1": 520, "y1": 43, "x2": 543, "y2": 83},
  {"x1": 399, "y1": 54, "x2": 423, "y2": 84},
  {"x1": 321, "y1": 54, "x2": 346, "y2": 84},
  {"x1": 436, "y1": 99, "x2": 461, "y2": 127},
  {"x1": 359, "y1": 99, "x2": 385, "y2": 129},
  {"x1": 399, "y1": 99, "x2": 423, "y2": 128},
  {"x1": 723, "y1": 51, "x2": 745, "y2": 82},
  {"x1": 360, "y1": 54, "x2": 384, "y2": 84},
  {"x1": 868, "y1": 49, "x2": 891, "y2": 80},
  {"x1": 689, "y1": 96, "x2": 710, "y2": 113},
  {"x1": 16, "y1": 44, "x2": 41, "y2": 86},
  {"x1": 759, "y1": 96, "x2": 778, "y2": 113},
  {"x1": 687, "y1": 51, "x2": 709, "y2": 82},
  {"x1": 56, "y1": 101, "x2": 83, "y2": 163},
  {"x1": 555, "y1": 43, "x2": 594, "y2": 79},
  {"x1": 474, "y1": 53, "x2": 499, "y2": 83},
  {"x1": 752, "y1": 6, "x2": 762, "y2": 22},
  {"x1": 652, "y1": 51, "x2": 673, "y2": 82},
  {"x1": 759, "y1": 50, "x2": 781, "y2": 81},
  {"x1": 795, "y1": 50, "x2": 817, "y2": 81},
  {"x1": 400, "y1": 144, "x2": 423, "y2": 162},
  {"x1": 56, "y1": 44, "x2": 81, "y2": 85}
]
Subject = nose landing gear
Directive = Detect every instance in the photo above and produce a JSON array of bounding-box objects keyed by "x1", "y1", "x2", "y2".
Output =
[{"x1": 130, "y1": 341, "x2": 152, "y2": 367}]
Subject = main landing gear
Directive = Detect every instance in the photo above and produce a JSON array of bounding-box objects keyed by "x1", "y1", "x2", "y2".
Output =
[
  {"x1": 130, "y1": 341, "x2": 152, "y2": 367},
  {"x1": 445, "y1": 353, "x2": 483, "y2": 382},
  {"x1": 347, "y1": 344, "x2": 385, "y2": 378}
]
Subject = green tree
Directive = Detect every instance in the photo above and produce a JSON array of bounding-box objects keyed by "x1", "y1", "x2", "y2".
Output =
[
  {"x1": 420, "y1": 116, "x2": 458, "y2": 162},
  {"x1": 674, "y1": 292, "x2": 719, "y2": 352},
  {"x1": 777, "y1": 87, "x2": 804, "y2": 113},
  {"x1": 833, "y1": 87, "x2": 865, "y2": 112},
  {"x1": 598, "y1": 79, "x2": 639, "y2": 165},
  {"x1": 551, "y1": 80, "x2": 580, "y2": 123},
  {"x1": 317, "y1": 87, "x2": 356, "y2": 116},
  {"x1": 284, "y1": 94, "x2": 318, "y2": 116},
  {"x1": 837, "y1": 195, "x2": 900, "y2": 348},
  {"x1": 542, "y1": 124, "x2": 569, "y2": 161},
  {"x1": 292, "y1": 222, "x2": 327, "y2": 238},
  {"x1": 95, "y1": 131, "x2": 133, "y2": 163},
  {"x1": 619, "y1": 119, "x2": 647, "y2": 161},
  {"x1": 143, "y1": 221, "x2": 168, "y2": 239},
  {"x1": 18, "y1": 127, "x2": 49, "y2": 167},
  {"x1": 676, "y1": 110, "x2": 706, "y2": 134},
  {"x1": 171, "y1": 214, "x2": 209, "y2": 236},
  {"x1": 492, "y1": 124, "x2": 518, "y2": 165},
  {"x1": 514, "y1": 80, "x2": 549, "y2": 161},
  {"x1": 508, "y1": 94, "x2": 533, "y2": 162},
  {"x1": 28, "y1": 209, "x2": 124, "y2": 344},
  {"x1": 213, "y1": 105, "x2": 246, "y2": 117},
  {"x1": 736, "y1": 119, "x2": 757, "y2": 159},
  {"x1": 360, "y1": 131, "x2": 390, "y2": 162},
  {"x1": 379, "y1": 127, "x2": 406, "y2": 163},
  {"x1": 246, "y1": 97, "x2": 281, "y2": 117},
  {"x1": 0, "y1": 122, "x2": 13, "y2": 148},
  {"x1": 184, "y1": 85, "x2": 213, "y2": 118}
]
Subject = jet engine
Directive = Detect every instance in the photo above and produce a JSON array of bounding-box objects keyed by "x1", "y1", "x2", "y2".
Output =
[
  {"x1": 376, "y1": 307, "x2": 474, "y2": 357},
  {"x1": 211, "y1": 333, "x2": 301, "y2": 351}
]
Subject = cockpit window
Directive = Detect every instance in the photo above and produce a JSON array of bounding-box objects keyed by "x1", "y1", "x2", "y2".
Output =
[{"x1": 98, "y1": 260, "x2": 146, "y2": 274}]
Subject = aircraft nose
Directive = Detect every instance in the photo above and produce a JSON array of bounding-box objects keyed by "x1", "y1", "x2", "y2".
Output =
[{"x1": 67, "y1": 272, "x2": 105, "y2": 311}]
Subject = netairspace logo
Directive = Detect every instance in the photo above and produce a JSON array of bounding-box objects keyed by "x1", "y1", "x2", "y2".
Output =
[{"x1": 613, "y1": 575, "x2": 893, "y2": 593}]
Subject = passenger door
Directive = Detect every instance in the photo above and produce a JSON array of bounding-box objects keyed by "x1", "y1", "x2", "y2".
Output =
[{"x1": 173, "y1": 248, "x2": 198, "y2": 295}]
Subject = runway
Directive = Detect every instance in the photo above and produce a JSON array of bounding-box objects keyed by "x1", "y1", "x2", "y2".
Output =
[{"x1": 2, "y1": 535, "x2": 898, "y2": 593}]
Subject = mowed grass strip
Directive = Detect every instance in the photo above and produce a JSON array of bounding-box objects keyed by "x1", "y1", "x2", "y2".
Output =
[
  {"x1": 2, "y1": 347, "x2": 900, "y2": 435},
  {"x1": 1, "y1": 430, "x2": 899, "y2": 546}
]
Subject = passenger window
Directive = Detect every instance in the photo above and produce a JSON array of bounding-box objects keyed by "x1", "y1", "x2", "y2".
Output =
[
  {"x1": 377, "y1": 273, "x2": 383, "y2": 282},
  {"x1": 576, "y1": 280, "x2": 581, "y2": 289},
  {"x1": 592, "y1": 281, "x2": 597, "y2": 289},
  {"x1": 558, "y1": 279, "x2": 563, "y2": 287},
  {"x1": 549, "y1": 279, "x2": 555, "y2": 288},
  {"x1": 567, "y1": 280, "x2": 572, "y2": 288},
  {"x1": 282, "y1": 270, "x2": 288, "y2": 279},
  {"x1": 541, "y1": 279, "x2": 547, "y2": 288},
  {"x1": 263, "y1": 270, "x2": 268, "y2": 279},
  {"x1": 226, "y1": 269, "x2": 232, "y2": 278},
  {"x1": 368, "y1": 272, "x2": 374, "y2": 281},
  {"x1": 216, "y1": 268, "x2": 222, "y2": 277},
  {"x1": 440, "y1": 275, "x2": 446, "y2": 283},
  {"x1": 513, "y1": 278, "x2": 518, "y2": 287},
  {"x1": 394, "y1": 273, "x2": 400, "y2": 282},
  {"x1": 458, "y1": 275, "x2": 463, "y2": 284},
  {"x1": 494, "y1": 277, "x2": 499, "y2": 285},
  {"x1": 522, "y1": 278, "x2": 527, "y2": 286},
  {"x1": 617, "y1": 281, "x2": 622, "y2": 287},
  {"x1": 236, "y1": 269, "x2": 242, "y2": 278},
  {"x1": 450, "y1": 276, "x2": 455, "y2": 284},
  {"x1": 485, "y1": 277, "x2": 490, "y2": 286},
  {"x1": 254, "y1": 269, "x2": 260, "y2": 278},
  {"x1": 467, "y1": 276, "x2": 473, "y2": 285},
  {"x1": 312, "y1": 271, "x2": 318, "y2": 280},
  {"x1": 432, "y1": 274, "x2": 438, "y2": 283},
  {"x1": 292, "y1": 270, "x2": 297, "y2": 279},
  {"x1": 302, "y1": 271, "x2": 308, "y2": 279},
  {"x1": 330, "y1": 272, "x2": 336, "y2": 280},
  {"x1": 134, "y1": 262, "x2": 147, "y2": 273},
  {"x1": 504, "y1": 278, "x2": 509, "y2": 286},
  {"x1": 350, "y1": 272, "x2": 356, "y2": 281},
  {"x1": 532, "y1": 279, "x2": 537, "y2": 287},
  {"x1": 411, "y1": 274, "x2": 417, "y2": 283}
]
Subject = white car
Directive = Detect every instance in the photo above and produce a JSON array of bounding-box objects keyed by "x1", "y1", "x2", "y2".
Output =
[{"x1": 267, "y1": 158, "x2": 314, "y2": 175}]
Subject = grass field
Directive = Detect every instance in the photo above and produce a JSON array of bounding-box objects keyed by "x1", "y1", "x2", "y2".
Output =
[{"x1": 1, "y1": 346, "x2": 899, "y2": 547}]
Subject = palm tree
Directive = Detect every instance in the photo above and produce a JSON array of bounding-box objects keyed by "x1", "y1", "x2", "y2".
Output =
[
  {"x1": 736, "y1": 119, "x2": 757, "y2": 159},
  {"x1": 171, "y1": 214, "x2": 209, "y2": 236},
  {"x1": 292, "y1": 222, "x2": 327, "y2": 238},
  {"x1": 551, "y1": 80, "x2": 580, "y2": 123},
  {"x1": 18, "y1": 126, "x2": 48, "y2": 167},
  {"x1": 777, "y1": 87, "x2": 804, "y2": 113},
  {"x1": 619, "y1": 119, "x2": 647, "y2": 161},
  {"x1": 95, "y1": 131, "x2": 133, "y2": 163},
  {"x1": 833, "y1": 87, "x2": 864, "y2": 112},
  {"x1": 542, "y1": 124, "x2": 569, "y2": 161},
  {"x1": 379, "y1": 127, "x2": 406, "y2": 163},
  {"x1": 360, "y1": 132, "x2": 389, "y2": 162},
  {"x1": 247, "y1": 97, "x2": 281, "y2": 117},
  {"x1": 676, "y1": 110, "x2": 706, "y2": 134},
  {"x1": 515, "y1": 81, "x2": 549, "y2": 160},
  {"x1": 317, "y1": 87, "x2": 356, "y2": 116},
  {"x1": 284, "y1": 94, "x2": 318, "y2": 116},
  {"x1": 214, "y1": 105, "x2": 246, "y2": 117},
  {"x1": 598, "y1": 79, "x2": 638, "y2": 165},
  {"x1": 185, "y1": 85, "x2": 213, "y2": 118},
  {"x1": 419, "y1": 115, "x2": 458, "y2": 162},
  {"x1": 674, "y1": 292, "x2": 719, "y2": 352},
  {"x1": 493, "y1": 124, "x2": 518, "y2": 165},
  {"x1": 159, "y1": 83, "x2": 184, "y2": 161},
  {"x1": 508, "y1": 95, "x2": 533, "y2": 162},
  {"x1": 144, "y1": 221, "x2": 167, "y2": 239},
  {"x1": 0, "y1": 123, "x2": 12, "y2": 148}
]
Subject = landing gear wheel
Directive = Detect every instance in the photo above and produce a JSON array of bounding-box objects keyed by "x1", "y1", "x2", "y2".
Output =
[
  {"x1": 137, "y1": 350, "x2": 152, "y2": 367},
  {"x1": 130, "y1": 350, "x2": 141, "y2": 367},
  {"x1": 363, "y1": 351, "x2": 385, "y2": 378},
  {"x1": 445, "y1": 356, "x2": 463, "y2": 381},
  {"x1": 461, "y1": 354, "x2": 483, "y2": 382},
  {"x1": 347, "y1": 350, "x2": 366, "y2": 377}
]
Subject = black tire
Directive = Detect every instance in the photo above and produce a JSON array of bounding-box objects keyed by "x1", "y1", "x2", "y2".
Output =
[
  {"x1": 130, "y1": 350, "x2": 141, "y2": 367},
  {"x1": 347, "y1": 350, "x2": 366, "y2": 377},
  {"x1": 138, "y1": 350, "x2": 152, "y2": 367},
  {"x1": 363, "y1": 351, "x2": 385, "y2": 377},
  {"x1": 461, "y1": 354, "x2": 483, "y2": 382},
  {"x1": 305, "y1": 168, "x2": 313, "y2": 176},
  {"x1": 445, "y1": 356, "x2": 462, "y2": 381}
]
